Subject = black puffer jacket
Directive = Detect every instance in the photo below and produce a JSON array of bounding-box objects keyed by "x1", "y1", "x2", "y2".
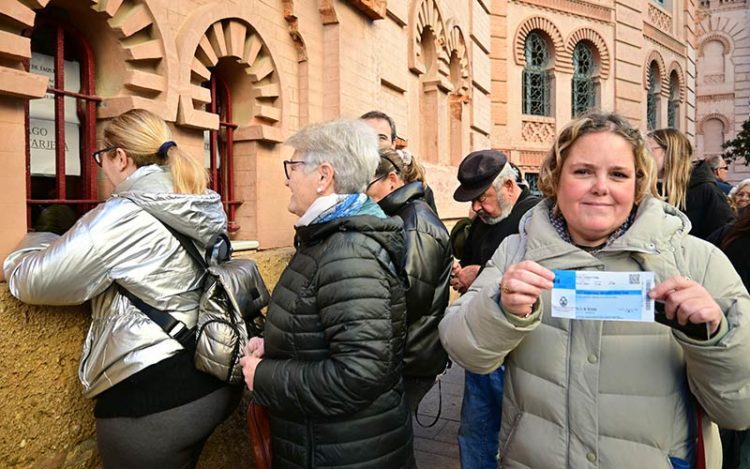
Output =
[
  {"x1": 685, "y1": 160, "x2": 734, "y2": 239},
  {"x1": 253, "y1": 214, "x2": 415, "y2": 469},
  {"x1": 378, "y1": 181, "x2": 451, "y2": 379}
]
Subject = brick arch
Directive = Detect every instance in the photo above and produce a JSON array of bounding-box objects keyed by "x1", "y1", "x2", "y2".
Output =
[
  {"x1": 445, "y1": 22, "x2": 471, "y2": 95},
  {"x1": 2, "y1": 0, "x2": 176, "y2": 116},
  {"x1": 176, "y1": 15, "x2": 282, "y2": 141},
  {"x1": 562, "y1": 28, "x2": 610, "y2": 79},
  {"x1": 514, "y1": 16, "x2": 564, "y2": 69},
  {"x1": 698, "y1": 32, "x2": 733, "y2": 57},
  {"x1": 409, "y1": 0, "x2": 450, "y2": 77},
  {"x1": 643, "y1": 50, "x2": 667, "y2": 92},
  {"x1": 667, "y1": 61, "x2": 686, "y2": 104},
  {"x1": 698, "y1": 113, "x2": 731, "y2": 134}
]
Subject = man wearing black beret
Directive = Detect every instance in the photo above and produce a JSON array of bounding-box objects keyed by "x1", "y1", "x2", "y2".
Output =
[{"x1": 449, "y1": 149, "x2": 539, "y2": 469}]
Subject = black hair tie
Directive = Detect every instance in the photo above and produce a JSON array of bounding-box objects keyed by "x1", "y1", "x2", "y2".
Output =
[{"x1": 157, "y1": 141, "x2": 176, "y2": 158}]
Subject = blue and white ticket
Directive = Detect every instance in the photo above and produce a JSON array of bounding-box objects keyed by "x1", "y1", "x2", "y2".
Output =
[{"x1": 551, "y1": 270, "x2": 655, "y2": 321}]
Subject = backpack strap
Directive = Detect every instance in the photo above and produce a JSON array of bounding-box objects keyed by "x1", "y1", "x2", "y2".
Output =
[
  {"x1": 113, "y1": 197, "x2": 217, "y2": 346},
  {"x1": 159, "y1": 223, "x2": 209, "y2": 271},
  {"x1": 116, "y1": 284, "x2": 195, "y2": 347}
]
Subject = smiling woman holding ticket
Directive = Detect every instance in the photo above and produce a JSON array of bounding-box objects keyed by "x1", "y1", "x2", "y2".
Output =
[{"x1": 439, "y1": 112, "x2": 750, "y2": 469}]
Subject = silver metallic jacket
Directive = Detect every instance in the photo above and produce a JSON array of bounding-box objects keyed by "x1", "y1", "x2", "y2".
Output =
[{"x1": 3, "y1": 165, "x2": 227, "y2": 398}]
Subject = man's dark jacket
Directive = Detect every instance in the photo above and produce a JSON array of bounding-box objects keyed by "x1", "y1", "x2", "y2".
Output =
[
  {"x1": 378, "y1": 181, "x2": 451, "y2": 380},
  {"x1": 253, "y1": 214, "x2": 415, "y2": 468},
  {"x1": 685, "y1": 160, "x2": 734, "y2": 240},
  {"x1": 461, "y1": 188, "x2": 541, "y2": 268}
]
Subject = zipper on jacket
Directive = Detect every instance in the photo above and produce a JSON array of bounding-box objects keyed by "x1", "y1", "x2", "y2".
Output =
[{"x1": 566, "y1": 320, "x2": 574, "y2": 469}]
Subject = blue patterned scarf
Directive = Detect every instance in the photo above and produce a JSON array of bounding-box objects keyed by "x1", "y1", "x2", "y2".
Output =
[{"x1": 314, "y1": 193, "x2": 385, "y2": 224}]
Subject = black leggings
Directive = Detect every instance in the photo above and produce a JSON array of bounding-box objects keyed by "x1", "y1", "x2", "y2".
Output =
[{"x1": 96, "y1": 386, "x2": 241, "y2": 469}]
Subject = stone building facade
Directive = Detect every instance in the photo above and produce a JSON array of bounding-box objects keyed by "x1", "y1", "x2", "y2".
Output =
[
  {"x1": 695, "y1": 0, "x2": 750, "y2": 184},
  {"x1": 0, "y1": 0, "x2": 735, "y2": 467}
]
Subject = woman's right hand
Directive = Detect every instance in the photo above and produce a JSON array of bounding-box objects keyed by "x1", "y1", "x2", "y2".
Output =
[
  {"x1": 245, "y1": 337, "x2": 265, "y2": 358},
  {"x1": 499, "y1": 261, "x2": 555, "y2": 317}
]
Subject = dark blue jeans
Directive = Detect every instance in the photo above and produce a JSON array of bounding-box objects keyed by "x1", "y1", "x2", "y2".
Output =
[{"x1": 458, "y1": 366, "x2": 505, "y2": 469}]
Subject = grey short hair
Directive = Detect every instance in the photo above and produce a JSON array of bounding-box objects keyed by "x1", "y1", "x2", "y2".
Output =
[
  {"x1": 705, "y1": 154, "x2": 727, "y2": 171},
  {"x1": 491, "y1": 163, "x2": 520, "y2": 192},
  {"x1": 286, "y1": 119, "x2": 379, "y2": 193}
]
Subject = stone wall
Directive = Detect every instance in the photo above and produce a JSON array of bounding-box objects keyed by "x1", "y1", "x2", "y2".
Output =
[{"x1": 0, "y1": 247, "x2": 294, "y2": 468}]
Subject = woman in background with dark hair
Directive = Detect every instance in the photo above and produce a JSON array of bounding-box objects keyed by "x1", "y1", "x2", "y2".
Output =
[{"x1": 366, "y1": 148, "x2": 452, "y2": 410}]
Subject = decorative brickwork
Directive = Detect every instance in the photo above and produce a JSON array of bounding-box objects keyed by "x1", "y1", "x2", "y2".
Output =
[
  {"x1": 643, "y1": 24, "x2": 688, "y2": 56},
  {"x1": 0, "y1": 0, "x2": 169, "y2": 108},
  {"x1": 648, "y1": 4, "x2": 673, "y2": 34},
  {"x1": 514, "y1": 16, "x2": 564, "y2": 70},
  {"x1": 409, "y1": 0, "x2": 450, "y2": 77},
  {"x1": 562, "y1": 27, "x2": 610, "y2": 79},
  {"x1": 282, "y1": 0, "x2": 308, "y2": 62},
  {"x1": 698, "y1": 32, "x2": 734, "y2": 56},
  {"x1": 177, "y1": 18, "x2": 282, "y2": 142},
  {"x1": 667, "y1": 61, "x2": 686, "y2": 103},
  {"x1": 698, "y1": 112, "x2": 731, "y2": 134},
  {"x1": 643, "y1": 50, "x2": 667, "y2": 92},
  {"x1": 519, "y1": 150, "x2": 548, "y2": 167},
  {"x1": 514, "y1": 0, "x2": 613, "y2": 22},
  {"x1": 521, "y1": 117, "x2": 556, "y2": 144},
  {"x1": 446, "y1": 22, "x2": 471, "y2": 96}
]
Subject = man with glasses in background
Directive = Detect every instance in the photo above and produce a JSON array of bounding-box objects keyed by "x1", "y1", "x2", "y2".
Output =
[{"x1": 707, "y1": 154, "x2": 733, "y2": 195}]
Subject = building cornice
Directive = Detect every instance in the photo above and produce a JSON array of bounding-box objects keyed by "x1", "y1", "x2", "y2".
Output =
[
  {"x1": 643, "y1": 23, "x2": 687, "y2": 56},
  {"x1": 512, "y1": 0, "x2": 613, "y2": 23}
]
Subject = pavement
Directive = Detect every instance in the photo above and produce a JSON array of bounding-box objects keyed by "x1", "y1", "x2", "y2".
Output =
[{"x1": 412, "y1": 363, "x2": 465, "y2": 468}]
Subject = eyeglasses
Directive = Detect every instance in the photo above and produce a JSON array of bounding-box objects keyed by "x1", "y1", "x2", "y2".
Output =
[
  {"x1": 735, "y1": 192, "x2": 750, "y2": 199},
  {"x1": 282, "y1": 159, "x2": 310, "y2": 179},
  {"x1": 92, "y1": 147, "x2": 116, "y2": 167},
  {"x1": 366, "y1": 175, "x2": 386, "y2": 191}
]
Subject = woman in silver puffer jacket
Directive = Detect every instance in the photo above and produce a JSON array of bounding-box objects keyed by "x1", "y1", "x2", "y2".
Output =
[{"x1": 3, "y1": 109, "x2": 240, "y2": 469}]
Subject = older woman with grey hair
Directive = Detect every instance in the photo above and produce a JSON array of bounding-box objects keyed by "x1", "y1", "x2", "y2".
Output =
[
  {"x1": 729, "y1": 178, "x2": 750, "y2": 211},
  {"x1": 240, "y1": 119, "x2": 415, "y2": 468}
]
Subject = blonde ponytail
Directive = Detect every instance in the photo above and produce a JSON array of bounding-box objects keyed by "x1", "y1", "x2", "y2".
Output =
[
  {"x1": 164, "y1": 146, "x2": 209, "y2": 194},
  {"x1": 103, "y1": 109, "x2": 209, "y2": 194}
]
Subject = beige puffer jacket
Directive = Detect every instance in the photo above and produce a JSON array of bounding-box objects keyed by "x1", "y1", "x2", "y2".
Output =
[{"x1": 439, "y1": 196, "x2": 750, "y2": 468}]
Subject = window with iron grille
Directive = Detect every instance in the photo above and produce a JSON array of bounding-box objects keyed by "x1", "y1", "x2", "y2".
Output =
[
  {"x1": 647, "y1": 62, "x2": 661, "y2": 131},
  {"x1": 524, "y1": 172, "x2": 542, "y2": 196},
  {"x1": 571, "y1": 42, "x2": 596, "y2": 117},
  {"x1": 523, "y1": 32, "x2": 552, "y2": 116},
  {"x1": 25, "y1": 12, "x2": 100, "y2": 233},
  {"x1": 667, "y1": 74, "x2": 680, "y2": 129},
  {"x1": 203, "y1": 73, "x2": 241, "y2": 233}
]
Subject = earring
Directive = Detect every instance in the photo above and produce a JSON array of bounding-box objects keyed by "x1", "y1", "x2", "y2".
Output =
[{"x1": 316, "y1": 187, "x2": 322, "y2": 194}]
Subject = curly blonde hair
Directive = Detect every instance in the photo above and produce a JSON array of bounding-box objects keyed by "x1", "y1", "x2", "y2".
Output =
[{"x1": 538, "y1": 112, "x2": 657, "y2": 206}]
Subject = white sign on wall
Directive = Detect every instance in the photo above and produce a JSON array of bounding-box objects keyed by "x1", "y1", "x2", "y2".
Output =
[
  {"x1": 203, "y1": 130, "x2": 222, "y2": 169},
  {"x1": 29, "y1": 52, "x2": 81, "y2": 176}
]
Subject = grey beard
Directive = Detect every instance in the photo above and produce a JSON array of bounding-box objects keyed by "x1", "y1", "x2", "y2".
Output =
[{"x1": 477, "y1": 203, "x2": 512, "y2": 225}]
